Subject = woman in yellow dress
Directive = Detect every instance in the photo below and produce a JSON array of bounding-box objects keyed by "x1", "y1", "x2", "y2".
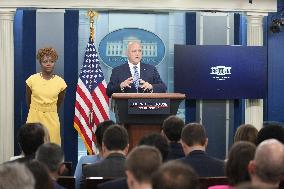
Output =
[{"x1": 26, "y1": 47, "x2": 67, "y2": 145}]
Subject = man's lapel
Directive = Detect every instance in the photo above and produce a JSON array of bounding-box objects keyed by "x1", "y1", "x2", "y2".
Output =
[
  {"x1": 140, "y1": 63, "x2": 147, "y2": 80},
  {"x1": 123, "y1": 63, "x2": 132, "y2": 78}
]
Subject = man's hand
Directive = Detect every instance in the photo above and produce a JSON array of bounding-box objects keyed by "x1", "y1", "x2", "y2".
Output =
[
  {"x1": 120, "y1": 77, "x2": 133, "y2": 89},
  {"x1": 139, "y1": 79, "x2": 153, "y2": 92}
]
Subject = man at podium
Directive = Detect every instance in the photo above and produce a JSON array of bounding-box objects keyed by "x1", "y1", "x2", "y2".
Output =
[{"x1": 106, "y1": 41, "x2": 166, "y2": 97}]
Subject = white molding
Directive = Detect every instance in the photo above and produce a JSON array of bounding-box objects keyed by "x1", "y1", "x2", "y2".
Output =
[
  {"x1": 0, "y1": 8, "x2": 16, "y2": 12},
  {"x1": 246, "y1": 12, "x2": 268, "y2": 16},
  {"x1": 0, "y1": 0, "x2": 277, "y2": 12},
  {"x1": 201, "y1": 12, "x2": 230, "y2": 17},
  {"x1": 0, "y1": 10, "x2": 15, "y2": 163},
  {"x1": 0, "y1": 9, "x2": 16, "y2": 20},
  {"x1": 37, "y1": 9, "x2": 65, "y2": 13},
  {"x1": 245, "y1": 13, "x2": 265, "y2": 130}
]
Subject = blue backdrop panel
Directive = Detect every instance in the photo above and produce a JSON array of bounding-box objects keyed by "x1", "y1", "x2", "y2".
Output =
[
  {"x1": 64, "y1": 9, "x2": 79, "y2": 173},
  {"x1": 185, "y1": 12, "x2": 197, "y2": 123},
  {"x1": 267, "y1": 2, "x2": 284, "y2": 122},
  {"x1": 234, "y1": 13, "x2": 241, "y2": 45},
  {"x1": 14, "y1": 9, "x2": 36, "y2": 155},
  {"x1": 233, "y1": 13, "x2": 245, "y2": 133}
]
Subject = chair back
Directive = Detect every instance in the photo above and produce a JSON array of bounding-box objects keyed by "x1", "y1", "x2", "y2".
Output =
[
  {"x1": 85, "y1": 177, "x2": 114, "y2": 189},
  {"x1": 57, "y1": 176, "x2": 75, "y2": 189},
  {"x1": 62, "y1": 161, "x2": 73, "y2": 176},
  {"x1": 199, "y1": 177, "x2": 228, "y2": 189}
]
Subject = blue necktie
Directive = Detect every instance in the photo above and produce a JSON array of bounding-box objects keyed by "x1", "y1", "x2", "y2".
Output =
[{"x1": 133, "y1": 65, "x2": 139, "y2": 91}]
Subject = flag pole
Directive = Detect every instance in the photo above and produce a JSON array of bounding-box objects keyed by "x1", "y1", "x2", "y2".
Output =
[
  {"x1": 87, "y1": 10, "x2": 99, "y2": 128},
  {"x1": 87, "y1": 10, "x2": 99, "y2": 42}
]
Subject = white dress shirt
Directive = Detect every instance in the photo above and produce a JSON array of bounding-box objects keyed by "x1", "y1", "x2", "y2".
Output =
[{"x1": 128, "y1": 61, "x2": 140, "y2": 78}]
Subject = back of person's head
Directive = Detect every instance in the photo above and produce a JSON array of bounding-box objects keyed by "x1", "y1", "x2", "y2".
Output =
[
  {"x1": 26, "y1": 160, "x2": 55, "y2": 189},
  {"x1": 181, "y1": 123, "x2": 207, "y2": 146},
  {"x1": 18, "y1": 123, "x2": 45, "y2": 157},
  {"x1": 226, "y1": 141, "x2": 256, "y2": 186},
  {"x1": 250, "y1": 139, "x2": 284, "y2": 185},
  {"x1": 0, "y1": 162, "x2": 35, "y2": 189},
  {"x1": 36, "y1": 143, "x2": 64, "y2": 173},
  {"x1": 138, "y1": 133, "x2": 169, "y2": 161},
  {"x1": 234, "y1": 182, "x2": 267, "y2": 189},
  {"x1": 256, "y1": 122, "x2": 284, "y2": 145},
  {"x1": 162, "y1": 115, "x2": 184, "y2": 142},
  {"x1": 125, "y1": 146, "x2": 162, "y2": 184},
  {"x1": 151, "y1": 161, "x2": 199, "y2": 189},
  {"x1": 95, "y1": 120, "x2": 115, "y2": 148},
  {"x1": 102, "y1": 125, "x2": 129, "y2": 151},
  {"x1": 234, "y1": 124, "x2": 258, "y2": 144}
]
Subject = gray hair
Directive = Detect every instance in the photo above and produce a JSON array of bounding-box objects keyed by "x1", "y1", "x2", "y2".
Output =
[
  {"x1": 36, "y1": 143, "x2": 64, "y2": 173},
  {"x1": 254, "y1": 139, "x2": 284, "y2": 183},
  {"x1": 0, "y1": 162, "x2": 35, "y2": 189}
]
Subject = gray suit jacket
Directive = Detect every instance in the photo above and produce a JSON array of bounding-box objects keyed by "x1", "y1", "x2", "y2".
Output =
[{"x1": 83, "y1": 153, "x2": 126, "y2": 178}]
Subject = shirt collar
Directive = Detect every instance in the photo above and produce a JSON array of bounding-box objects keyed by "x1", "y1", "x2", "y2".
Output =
[{"x1": 128, "y1": 60, "x2": 140, "y2": 70}]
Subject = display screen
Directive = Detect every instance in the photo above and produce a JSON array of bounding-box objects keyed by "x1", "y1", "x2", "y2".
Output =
[{"x1": 174, "y1": 45, "x2": 267, "y2": 99}]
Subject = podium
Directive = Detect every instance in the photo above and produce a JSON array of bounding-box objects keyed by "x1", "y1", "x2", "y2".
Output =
[{"x1": 111, "y1": 93, "x2": 185, "y2": 149}]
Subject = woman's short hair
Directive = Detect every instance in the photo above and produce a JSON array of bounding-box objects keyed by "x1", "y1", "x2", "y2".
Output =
[{"x1": 36, "y1": 47, "x2": 58, "y2": 63}]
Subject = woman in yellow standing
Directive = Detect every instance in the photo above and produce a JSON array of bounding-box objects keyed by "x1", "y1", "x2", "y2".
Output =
[{"x1": 26, "y1": 47, "x2": 67, "y2": 145}]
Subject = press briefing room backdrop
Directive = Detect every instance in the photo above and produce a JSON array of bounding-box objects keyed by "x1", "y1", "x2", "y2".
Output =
[{"x1": 0, "y1": 0, "x2": 284, "y2": 170}]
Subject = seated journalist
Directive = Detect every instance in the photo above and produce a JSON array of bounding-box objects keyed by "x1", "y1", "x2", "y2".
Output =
[{"x1": 106, "y1": 41, "x2": 167, "y2": 97}]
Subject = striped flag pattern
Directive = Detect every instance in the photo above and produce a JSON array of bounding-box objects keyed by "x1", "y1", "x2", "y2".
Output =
[{"x1": 74, "y1": 39, "x2": 109, "y2": 154}]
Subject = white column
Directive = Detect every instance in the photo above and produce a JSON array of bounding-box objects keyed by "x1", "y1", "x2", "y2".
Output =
[
  {"x1": 245, "y1": 12, "x2": 267, "y2": 130},
  {"x1": 0, "y1": 8, "x2": 16, "y2": 163}
]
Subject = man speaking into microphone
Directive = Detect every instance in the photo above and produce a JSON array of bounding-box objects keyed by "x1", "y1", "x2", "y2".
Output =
[{"x1": 106, "y1": 41, "x2": 167, "y2": 97}]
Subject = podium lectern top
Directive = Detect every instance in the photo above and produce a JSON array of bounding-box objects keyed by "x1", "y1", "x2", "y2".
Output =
[
  {"x1": 111, "y1": 93, "x2": 186, "y2": 99},
  {"x1": 110, "y1": 93, "x2": 186, "y2": 150}
]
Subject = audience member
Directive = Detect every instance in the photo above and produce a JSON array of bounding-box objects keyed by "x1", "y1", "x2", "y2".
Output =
[
  {"x1": 74, "y1": 120, "x2": 114, "y2": 189},
  {"x1": 138, "y1": 133, "x2": 169, "y2": 161},
  {"x1": 161, "y1": 115, "x2": 185, "y2": 160},
  {"x1": 82, "y1": 125, "x2": 129, "y2": 178},
  {"x1": 0, "y1": 162, "x2": 35, "y2": 189},
  {"x1": 10, "y1": 123, "x2": 50, "y2": 161},
  {"x1": 209, "y1": 141, "x2": 256, "y2": 189},
  {"x1": 26, "y1": 160, "x2": 55, "y2": 189},
  {"x1": 234, "y1": 124, "x2": 258, "y2": 144},
  {"x1": 151, "y1": 161, "x2": 199, "y2": 189},
  {"x1": 36, "y1": 143, "x2": 66, "y2": 189},
  {"x1": 226, "y1": 141, "x2": 256, "y2": 185},
  {"x1": 248, "y1": 139, "x2": 284, "y2": 188},
  {"x1": 99, "y1": 145, "x2": 163, "y2": 189},
  {"x1": 256, "y1": 122, "x2": 284, "y2": 145},
  {"x1": 180, "y1": 123, "x2": 225, "y2": 177},
  {"x1": 13, "y1": 123, "x2": 45, "y2": 163},
  {"x1": 234, "y1": 182, "x2": 267, "y2": 189},
  {"x1": 125, "y1": 146, "x2": 163, "y2": 189}
]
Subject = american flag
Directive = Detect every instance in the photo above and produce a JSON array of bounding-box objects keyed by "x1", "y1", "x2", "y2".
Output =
[{"x1": 74, "y1": 39, "x2": 109, "y2": 154}]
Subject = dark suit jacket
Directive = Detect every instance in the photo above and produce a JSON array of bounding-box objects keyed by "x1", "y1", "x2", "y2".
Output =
[
  {"x1": 83, "y1": 153, "x2": 126, "y2": 178},
  {"x1": 166, "y1": 142, "x2": 185, "y2": 161},
  {"x1": 179, "y1": 150, "x2": 225, "y2": 177},
  {"x1": 98, "y1": 178, "x2": 128, "y2": 189},
  {"x1": 106, "y1": 63, "x2": 167, "y2": 97}
]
